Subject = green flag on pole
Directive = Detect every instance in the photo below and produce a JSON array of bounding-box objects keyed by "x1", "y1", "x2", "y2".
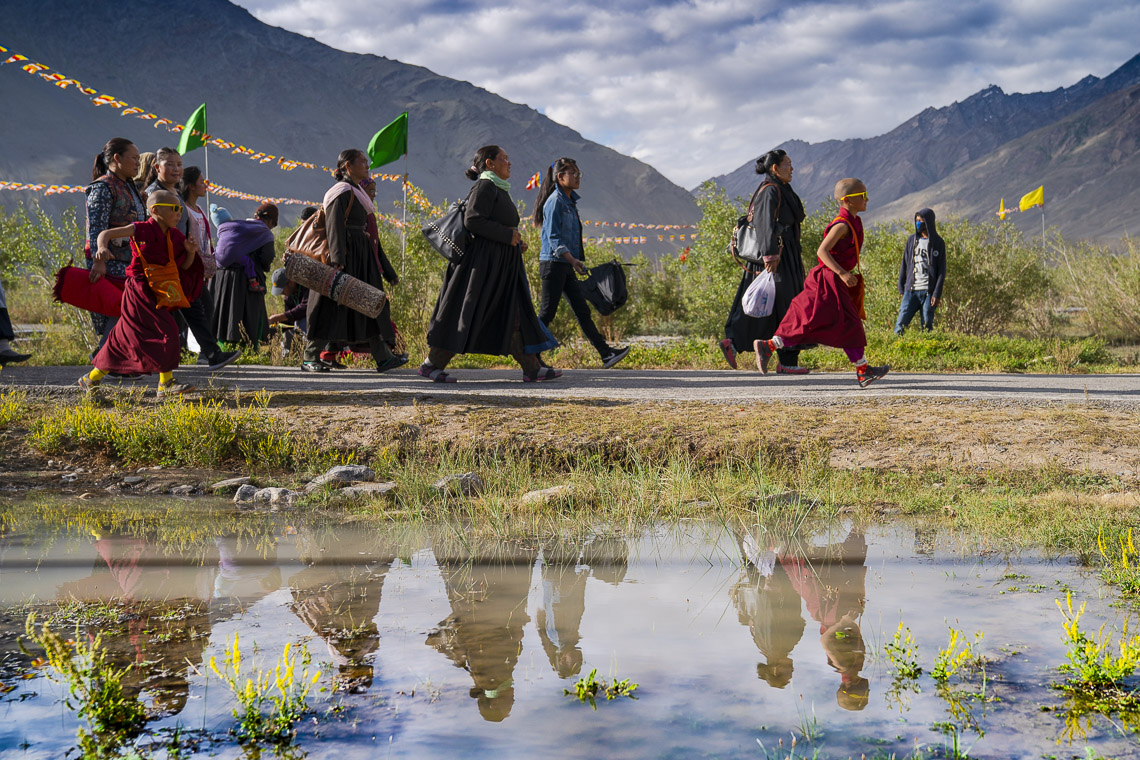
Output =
[
  {"x1": 178, "y1": 103, "x2": 208, "y2": 155},
  {"x1": 367, "y1": 111, "x2": 408, "y2": 168}
]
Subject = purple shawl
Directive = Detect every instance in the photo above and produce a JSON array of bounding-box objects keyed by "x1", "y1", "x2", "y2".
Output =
[{"x1": 214, "y1": 219, "x2": 275, "y2": 269}]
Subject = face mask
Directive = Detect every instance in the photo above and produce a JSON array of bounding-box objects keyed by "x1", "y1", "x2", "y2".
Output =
[{"x1": 915, "y1": 220, "x2": 926, "y2": 232}]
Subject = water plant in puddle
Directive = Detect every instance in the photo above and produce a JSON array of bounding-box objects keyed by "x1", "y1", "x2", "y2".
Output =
[
  {"x1": 932, "y1": 627, "x2": 985, "y2": 683},
  {"x1": 564, "y1": 667, "x2": 638, "y2": 709},
  {"x1": 1097, "y1": 527, "x2": 1140, "y2": 596},
  {"x1": 884, "y1": 621, "x2": 923, "y2": 711},
  {"x1": 208, "y1": 632, "x2": 322, "y2": 750},
  {"x1": 1053, "y1": 591, "x2": 1140, "y2": 740},
  {"x1": 21, "y1": 614, "x2": 148, "y2": 759}
]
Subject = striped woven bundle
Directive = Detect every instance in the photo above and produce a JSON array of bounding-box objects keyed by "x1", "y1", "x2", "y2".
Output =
[{"x1": 284, "y1": 253, "x2": 387, "y2": 319}]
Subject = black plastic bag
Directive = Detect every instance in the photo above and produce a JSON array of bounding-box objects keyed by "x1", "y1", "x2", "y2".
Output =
[{"x1": 582, "y1": 259, "x2": 629, "y2": 316}]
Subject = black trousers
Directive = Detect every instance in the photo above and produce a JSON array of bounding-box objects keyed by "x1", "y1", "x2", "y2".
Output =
[
  {"x1": 304, "y1": 337, "x2": 392, "y2": 364},
  {"x1": 538, "y1": 261, "x2": 609, "y2": 357},
  {"x1": 176, "y1": 292, "x2": 222, "y2": 363}
]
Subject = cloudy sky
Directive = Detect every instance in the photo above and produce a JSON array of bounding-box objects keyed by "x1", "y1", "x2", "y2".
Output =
[{"x1": 234, "y1": 0, "x2": 1140, "y2": 188}]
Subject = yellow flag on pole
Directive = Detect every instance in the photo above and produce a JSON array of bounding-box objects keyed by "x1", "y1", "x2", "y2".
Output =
[
  {"x1": 1019, "y1": 185, "x2": 1044, "y2": 212},
  {"x1": 997, "y1": 198, "x2": 1008, "y2": 219}
]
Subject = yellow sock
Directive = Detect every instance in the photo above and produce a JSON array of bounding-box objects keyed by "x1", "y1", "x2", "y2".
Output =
[
  {"x1": 88, "y1": 368, "x2": 107, "y2": 382},
  {"x1": 159, "y1": 371, "x2": 174, "y2": 384}
]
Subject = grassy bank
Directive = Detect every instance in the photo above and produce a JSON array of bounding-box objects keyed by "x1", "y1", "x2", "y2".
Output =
[{"x1": 2, "y1": 390, "x2": 1138, "y2": 562}]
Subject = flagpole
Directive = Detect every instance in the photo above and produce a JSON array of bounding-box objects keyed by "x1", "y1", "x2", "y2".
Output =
[
  {"x1": 203, "y1": 145, "x2": 211, "y2": 214},
  {"x1": 402, "y1": 153, "x2": 407, "y2": 275}
]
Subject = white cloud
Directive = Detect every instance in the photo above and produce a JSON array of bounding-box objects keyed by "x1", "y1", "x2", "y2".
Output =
[{"x1": 235, "y1": 0, "x2": 1140, "y2": 188}]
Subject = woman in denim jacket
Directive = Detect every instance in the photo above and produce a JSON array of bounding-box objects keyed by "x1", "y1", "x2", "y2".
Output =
[{"x1": 532, "y1": 158, "x2": 629, "y2": 369}]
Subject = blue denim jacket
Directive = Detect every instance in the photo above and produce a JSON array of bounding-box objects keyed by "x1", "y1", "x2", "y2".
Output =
[{"x1": 539, "y1": 189, "x2": 583, "y2": 263}]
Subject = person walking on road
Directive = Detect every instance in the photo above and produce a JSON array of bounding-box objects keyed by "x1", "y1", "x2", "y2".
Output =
[
  {"x1": 533, "y1": 157, "x2": 629, "y2": 369},
  {"x1": 419, "y1": 145, "x2": 559, "y2": 383},
  {"x1": 721, "y1": 149, "x2": 809, "y2": 374}
]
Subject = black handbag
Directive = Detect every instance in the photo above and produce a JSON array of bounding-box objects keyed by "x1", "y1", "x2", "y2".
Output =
[
  {"x1": 730, "y1": 181, "x2": 782, "y2": 266},
  {"x1": 421, "y1": 199, "x2": 470, "y2": 264}
]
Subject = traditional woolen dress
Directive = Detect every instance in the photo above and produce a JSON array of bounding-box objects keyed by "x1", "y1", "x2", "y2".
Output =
[
  {"x1": 305, "y1": 181, "x2": 385, "y2": 346},
  {"x1": 92, "y1": 219, "x2": 198, "y2": 375},
  {"x1": 84, "y1": 172, "x2": 145, "y2": 335},
  {"x1": 426, "y1": 177, "x2": 557, "y2": 358},
  {"x1": 776, "y1": 207, "x2": 866, "y2": 354},
  {"x1": 210, "y1": 220, "x2": 276, "y2": 343},
  {"x1": 724, "y1": 179, "x2": 807, "y2": 366}
]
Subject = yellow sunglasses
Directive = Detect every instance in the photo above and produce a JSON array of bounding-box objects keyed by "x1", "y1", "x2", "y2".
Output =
[
  {"x1": 152, "y1": 203, "x2": 183, "y2": 214},
  {"x1": 841, "y1": 191, "x2": 868, "y2": 200}
]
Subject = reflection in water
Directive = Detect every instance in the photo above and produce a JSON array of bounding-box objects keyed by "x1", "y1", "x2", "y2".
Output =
[
  {"x1": 58, "y1": 528, "x2": 215, "y2": 715},
  {"x1": 537, "y1": 536, "x2": 629, "y2": 679},
  {"x1": 289, "y1": 530, "x2": 398, "y2": 692},
  {"x1": 781, "y1": 528, "x2": 869, "y2": 710},
  {"x1": 426, "y1": 536, "x2": 538, "y2": 722},
  {"x1": 731, "y1": 529, "x2": 806, "y2": 689}
]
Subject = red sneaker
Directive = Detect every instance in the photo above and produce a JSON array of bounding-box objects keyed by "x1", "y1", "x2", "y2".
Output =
[
  {"x1": 752, "y1": 339, "x2": 773, "y2": 374},
  {"x1": 776, "y1": 364, "x2": 810, "y2": 375},
  {"x1": 856, "y1": 364, "x2": 890, "y2": 388},
  {"x1": 719, "y1": 339, "x2": 738, "y2": 369}
]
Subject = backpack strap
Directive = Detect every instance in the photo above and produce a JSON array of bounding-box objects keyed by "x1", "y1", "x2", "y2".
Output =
[{"x1": 828, "y1": 214, "x2": 860, "y2": 271}]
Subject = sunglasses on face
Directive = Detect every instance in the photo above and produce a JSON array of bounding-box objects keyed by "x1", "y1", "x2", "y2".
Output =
[
  {"x1": 842, "y1": 192, "x2": 868, "y2": 200},
  {"x1": 152, "y1": 203, "x2": 182, "y2": 215}
]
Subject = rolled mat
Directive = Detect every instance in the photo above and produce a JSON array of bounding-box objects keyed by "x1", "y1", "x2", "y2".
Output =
[
  {"x1": 52, "y1": 265, "x2": 125, "y2": 318},
  {"x1": 285, "y1": 253, "x2": 387, "y2": 319}
]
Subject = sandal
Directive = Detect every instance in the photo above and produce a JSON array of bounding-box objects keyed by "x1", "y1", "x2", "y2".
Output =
[
  {"x1": 417, "y1": 363, "x2": 457, "y2": 383},
  {"x1": 524, "y1": 367, "x2": 562, "y2": 383}
]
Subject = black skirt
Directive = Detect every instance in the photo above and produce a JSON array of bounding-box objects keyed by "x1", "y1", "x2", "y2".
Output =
[
  {"x1": 211, "y1": 267, "x2": 269, "y2": 344},
  {"x1": 306, "y1": 227, "x2": 384, "y2": 344},
  {"x1": 725, "y1": 254, "x2": 807, "y2": 353},
  {"x1": 426, "y1": 235, "x2": 557, "y2": 356}
]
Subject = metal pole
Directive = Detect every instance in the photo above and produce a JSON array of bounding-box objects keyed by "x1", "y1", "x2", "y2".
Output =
[{"x1": 203, "y1": 145, "x2": 211, "y2": 213}]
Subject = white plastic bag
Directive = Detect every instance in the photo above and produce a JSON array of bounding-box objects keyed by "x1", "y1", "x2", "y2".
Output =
[{"x1": 742, "y1": 270, "x2": 776, "y2": 317}]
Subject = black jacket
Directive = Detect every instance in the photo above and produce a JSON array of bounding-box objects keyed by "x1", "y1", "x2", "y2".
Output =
[{"x1": 898, "y1": 207, "x2": 946, "y2": 299}]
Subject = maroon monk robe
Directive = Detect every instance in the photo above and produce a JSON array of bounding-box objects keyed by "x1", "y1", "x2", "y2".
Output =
[
  {"x1": 92, "y1": 219, "x2": 193, "y2": 375},
  {"x1": 775, "y1": 207, "x2": 866, "y2": 353}
]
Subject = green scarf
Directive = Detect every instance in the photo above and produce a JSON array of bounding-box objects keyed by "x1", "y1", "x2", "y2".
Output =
[{"x1": 479, "y1": 170, "x2": 510, "y2": 192}]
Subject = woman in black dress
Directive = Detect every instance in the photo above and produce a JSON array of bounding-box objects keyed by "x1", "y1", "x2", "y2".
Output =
[
  {"x1": 302, "y1": 149, "x2": 399, "y2": 373},
  {"x1": 721, "y1": 149, "x2": 809, "y2": 374},
  {"x1": 419, "y1": 145, "x2": 559, "y2": 383}
]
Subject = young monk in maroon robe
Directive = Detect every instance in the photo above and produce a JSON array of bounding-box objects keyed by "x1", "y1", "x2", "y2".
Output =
[
  {"x1": 754, "y1": 178, "x2": 890, "y2": 387},
  {"x1": 81, "y1": 189, "x2": 201, "y2": 396}
]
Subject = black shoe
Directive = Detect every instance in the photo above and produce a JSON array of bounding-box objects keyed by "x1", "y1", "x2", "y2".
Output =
[
  {"x1": 601, "y1": 345, "x2": 631, "y2": 369},
  {"x1": 0, "y1": 349, "x2": 32, "y2": 366},
  {"x1": 208, "y1": 350, "x2": 241, "y2": 372},
  {"x1": 376, "y1": 355, "x2": 410, "y2": 373},
  {"x1": 302, "y1": 361, "x2": 330, "y2": 373},
  {"x1": 321, "y1": 358, "x2": 348, "y2": 370}
]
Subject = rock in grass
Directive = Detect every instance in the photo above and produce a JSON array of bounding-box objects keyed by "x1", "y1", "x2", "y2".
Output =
[
  {"x1": 171, "y1": 484, "x2": 196, "y2": 497},
  {"x1": 211, "y1": 476, "x2": 252, "y2": 493},
  {"x1": 305, "y1": 465, "x2": 376, "y2": 493},
  {"x1": 233, "y1": 484, "x2": 258, "y2": 504},
  {"x1": 340, "y1": 482, "x2": 397, "y2": 499},
  {"x1": 433, "y1": 472, "x2": 483, "y2": 497},
  {"x1": 519, "y1": 485, "x2": 571, "y2": 506},
  {"x1": 123, "y1": 475, "x2": 144, "y2": 485}
]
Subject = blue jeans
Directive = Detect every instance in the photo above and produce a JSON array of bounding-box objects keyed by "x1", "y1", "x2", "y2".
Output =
[{"x1": 895, "y1": 290, "x2": 935, "y2": 333}]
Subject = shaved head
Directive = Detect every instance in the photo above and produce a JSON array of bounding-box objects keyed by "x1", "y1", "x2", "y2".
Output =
[
  {"x1": 834, "y1": 178, "x2": 865, "y2": 200},
  {"x1": 147, "y1": 189, "x2": 179, "y2": 209}
]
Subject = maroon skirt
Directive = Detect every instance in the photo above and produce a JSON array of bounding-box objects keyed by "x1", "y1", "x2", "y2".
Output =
[
  {"x1": 776, "y1": 262, "x2": 866, "y2": 352},
  {"x1": 92, "y1": 277, "x2": 180, "y2": 375}
]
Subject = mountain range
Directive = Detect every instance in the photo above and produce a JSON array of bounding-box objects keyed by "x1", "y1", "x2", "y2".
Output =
[
  {"x1": 705, "y1": 53, "x2": 1140, "y2": 241},
  {"x1": 0, "y1": 0, "x2": 700, "y2": 233}
]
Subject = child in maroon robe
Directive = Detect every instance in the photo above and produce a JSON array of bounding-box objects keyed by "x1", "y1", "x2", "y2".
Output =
[
  {"x1": 81, "y1": 190, "x2": 200, "y2": 396},
  {"x1": 754, "y1": 178, "x2": 890, "y2": 387}
]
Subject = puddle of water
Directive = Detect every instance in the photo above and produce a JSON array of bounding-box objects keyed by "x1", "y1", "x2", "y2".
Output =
[{"x1": 0, "y1": 500, "x2": 1134, "y2": 759}]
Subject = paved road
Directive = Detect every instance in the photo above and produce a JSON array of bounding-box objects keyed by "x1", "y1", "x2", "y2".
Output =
[{"x1": 2, "y1": 364, "x2": 1137, "y2": 406}]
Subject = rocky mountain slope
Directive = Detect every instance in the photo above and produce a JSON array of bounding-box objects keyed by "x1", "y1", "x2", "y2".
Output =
[
  {"x1": 705, "y1": 53, "x2": 1140, "y2": 240},
  {"x1": 0, "y1": 0, "x2": 699, "y2": 230}
]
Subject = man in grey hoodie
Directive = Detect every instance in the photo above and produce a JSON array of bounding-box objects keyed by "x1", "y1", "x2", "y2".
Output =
[{"x1": 895, "y1": 207, "x2": 946, "y2": 333}]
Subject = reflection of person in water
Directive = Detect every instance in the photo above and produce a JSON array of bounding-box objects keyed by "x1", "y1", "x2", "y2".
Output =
[
  {"x1": 289, "y1": 531, "x2": 398, "y2": 692},
  {"x1": 426, "y1": 536, "x2": 538, "y2": 722},
  {"x1": 779, "y1": 529, "x2": 869, "y2": 710},
  {"x1": 58, "y1": 528, "x2": 216, "y2": 716},
  {"x1": 537, "y1": 535, "x2": 629, "y2": 679},
  {"x1": 730, "y1": 529, "x2": 806, "y2": 689},
  {"x1": 212, "y1": 534, "x2": 282, "y2": 609}
]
